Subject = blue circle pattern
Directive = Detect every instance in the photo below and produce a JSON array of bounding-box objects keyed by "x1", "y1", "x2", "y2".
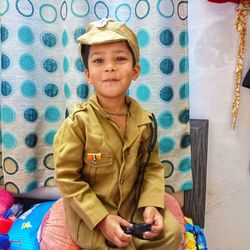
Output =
[
  {"x1": 179, "y1": 157, "x2": 191, "y2": 173},
  {"x1": 179, "y1": 56, "x2": 189, "y2": 74},
  {"x1": 0, "y1": 0, "x2": 10, "y2": 16},
  {"x1": 1, "y1": 53, "x2": 11, "y2": 70},
  {"x1": 159, "y1": 136, "x2": 175, "y2": 154},
  {"x1": 159, "y1": 57, "x2": 174, "y2": 75},
  {"x1": 19, "y1": 53, "x2": 36, "y2": 72},
  {"x1": 157, "y1": 0, "x2": 174, "y2": 18},
  {"x1": 45, "y1": 106, "x2": 61, "y2": 122},
  {"x1": 1, "y1": 25, "x2": 9, "y2": 43},
  {"x1": 75, "y1": 57, "x2": 85, "y2": 72},
  {"x1": 179, "y1": 108, "x2": 189, "y2": 124},
  {"x1": 158, "y1": 111, "x2": 174, "y2": 129},
  {"x1": 25, "y1": 181, "x2": 38, "y2": 192},
  {"x1": 60, "y1": 1, "x2": 68, "y2": 20},
  {"x1": 179, "y1": 82, "x2": 189, "y2": 100},
  {"x1": 41, "y1": 32, "x2": 57, "y2": 48},
  {"x1": 159, "y1": 85, "x2": 174, "y2": 102},
  {"x1": 136, "y1": 84, "x2": 151, "y2": 102},
  {"x1": 1, "y1": 106, "x2": 15, "y2": 123},
  {"x1": 94, "y1": 1, "x2": 109, "y2": 19},
  {"x1": 71, "y1": 0, "x2": 90, "y2": 18},
  {"x1": 180, "y1": 133, "x2": 191, "y2": 148},
  {"x1": 25, "y1": 157, "x2": 38, "y2": 173},
  {"x1": 63, "y1": 57, "x2": 69, "y2": 73},
  {"x1": 62, "y1": 30, "x2": 68, "y2": 47},
  {"x1": 16, "y1": 0, "x2": 34, "y2": 17},
  {"x1": 135, "y1": 0, "x2": 150, "y2": 19},
  {"x1": 159, "y1": 28, "x2": 174, "y2": 47},
  {"x1": 179, "y1": 30, "x2": 188, "y2": 47},
  {"x1": 42, "y1": 58, "x2": 58, "y2": 73},
  {"x1": 64, "y1": 83, "x2": 71, "y2": 99},
  {"x1": 74, "y1": 27, "x2": 85, "y2": 42},
  {"x1": 2, "y1": 132, "x2": 17, "y2": 149},
  {"x1": 77, "y1": 83, "x2": 89, "y2": 99},
  {"x1": 44, "y1": 83, "x2": 59, "y2": 97},
  {"x1": 115, "y1": 3, "x2": 131, "y2": 23},
  {"x1": 181, "y1": 181, "x2": 193, "y2": 191},
  {"x1": 24, "y1": 108, "x2": 38, "y2": 122},
  {"x1": 21, "y1": 80, "x2": 37, "y2": 98},
  {"x1": 18, "y1": 26, "x2": 34, "y2": 45},
  {"x1": 137, "y1": 29, "x2": 150, "y2": 48},
  {"x1": 140, "y1": 57, "x2": 150, "y2": 76},
  {"x1": 44, "y1": 130, "x2": 56, "y2": 146},
  {"x1": 39, "y1": 4, "x2": 57, "y2": 24},
  {"x1": 25, "y1": 133, "x2": 37, "y2": 148},
  {"x1": 1, "y1": 81, "x2": 12, "y2": 96}
]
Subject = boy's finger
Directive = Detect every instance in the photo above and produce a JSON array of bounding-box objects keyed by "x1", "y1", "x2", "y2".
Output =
[
  {"x1": 119, "y1": 232, "x2": 132, "y2": 241},
  {"x1": 143, "y1": 231, "x2": 158, "y2": 239},
  {"x1": 113, "y1": 235, "x2": 131, "y2": 248},
  {"x1": 151, "y1": 225, "x2": 161, "y2": 232},
  {"x1": 119, "y1": 218, "x2": 133, "y2": 228}
]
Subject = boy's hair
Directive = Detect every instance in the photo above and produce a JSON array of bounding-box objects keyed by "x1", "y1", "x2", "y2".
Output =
[
  {"x1": 77, "y1": 19, "x2": 140, "y2": 66},
  {"x1": 80, "y1": 41, "x2": 136, "y2": 69}
]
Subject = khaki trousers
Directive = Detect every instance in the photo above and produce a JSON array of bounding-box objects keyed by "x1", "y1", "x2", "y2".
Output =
[
  {"x1": 82, "y1": 208, "x2": 182, "y2": 250},
  {"x1": 40, "y1": 198, "x2": 183, "y2": 250}
]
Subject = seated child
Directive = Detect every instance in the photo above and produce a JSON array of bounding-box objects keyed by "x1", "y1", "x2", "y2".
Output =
[{"x1": 52, "y1": 19, "x2": 182, "y2": 249}]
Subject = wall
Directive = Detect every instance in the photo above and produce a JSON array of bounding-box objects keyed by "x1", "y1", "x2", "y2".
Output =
[{"x1": 189, "y1": 2, "x2": 250, "y2": 249}]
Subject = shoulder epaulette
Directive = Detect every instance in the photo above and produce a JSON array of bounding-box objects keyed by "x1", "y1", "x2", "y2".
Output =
[{"x1": 71, "y1": 102, "x2": 88, "y2": 120}]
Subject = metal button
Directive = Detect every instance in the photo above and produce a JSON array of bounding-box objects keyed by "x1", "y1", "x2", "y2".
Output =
[
  {"x1": 95, "y1": 19, "x2": 109, "y2": 28},
  {"x1": 120, "y1": 179, "x2": 125, "y2": 184}
]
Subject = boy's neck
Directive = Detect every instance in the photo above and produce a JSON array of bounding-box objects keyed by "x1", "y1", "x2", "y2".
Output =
[{"x1": 96, "y1": 94, "x2": 127, "y2": 113}]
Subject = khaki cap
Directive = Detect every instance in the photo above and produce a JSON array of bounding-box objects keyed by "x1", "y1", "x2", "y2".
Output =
[{"x1": 77, "y1": 19, "x2": 140, "y2": 64}]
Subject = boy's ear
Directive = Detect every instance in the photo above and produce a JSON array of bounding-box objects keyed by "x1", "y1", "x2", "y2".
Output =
[
  {"x1": 132, "y1": 64, "x2": 141, "y2": 81},
  {"x1": 84, "y1": 69, "x2": 91, "y2": 84}
]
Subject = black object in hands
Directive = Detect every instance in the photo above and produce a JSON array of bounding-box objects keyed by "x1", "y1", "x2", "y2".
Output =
[
  {"x1": 122, "y1": 223, "x2": 151, "y2": 239},
  {"x1": 105, "y1": 223, "x2": 152, "y2": 248},
  {"x1": 243, "y1": 68, "x2": 250, "y2": 88}
]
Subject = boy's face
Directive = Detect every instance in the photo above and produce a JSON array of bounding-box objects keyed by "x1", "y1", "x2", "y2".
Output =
[{"x1": 84, "y1": 41, "x2": 140, "y2": 100}]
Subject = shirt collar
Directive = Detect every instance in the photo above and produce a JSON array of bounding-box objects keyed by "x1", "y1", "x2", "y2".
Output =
[{"x1": 88, "y1": 93, "x2": 152, "y2": 126}]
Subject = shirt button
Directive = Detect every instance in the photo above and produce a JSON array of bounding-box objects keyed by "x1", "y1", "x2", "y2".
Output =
[{"x1": 120, "y1": 179, "x2": 125, "y2": 184}]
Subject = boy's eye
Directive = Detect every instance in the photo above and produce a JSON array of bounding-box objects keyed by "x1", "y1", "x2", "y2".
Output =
[
  {"x1": 93, "y1": 58, "x2": 103, "y2": 63},
  {"x1": 117, "y1": 57, "x2": 127, "y2": 62}
]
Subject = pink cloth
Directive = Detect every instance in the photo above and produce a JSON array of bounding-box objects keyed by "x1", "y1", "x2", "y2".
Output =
[
  {"x1": 164, "y1": 193, "x2": 186, "y2": 250},
  {"x1": 40, "y1": 193, "x2": 186, "y2": 249},
  {"x1": 39, "y1": 198, "x2": 80, "y2": 250},
  {"x1": 0, "y1": 189, "x2": 14, "y2": 217}
]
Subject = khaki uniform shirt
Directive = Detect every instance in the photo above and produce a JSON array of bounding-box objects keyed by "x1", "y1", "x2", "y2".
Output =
[{"x1": 53, "y1": 93, "x2": 165, "y2": 248}]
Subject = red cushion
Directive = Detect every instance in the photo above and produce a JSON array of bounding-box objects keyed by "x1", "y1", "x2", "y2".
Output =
[
  {"x1": 208, "y1": 0, "x2": 239, "y2": 3},
  {"x1": 0, "y1": 189, "x2": 14, "y2": 217}
]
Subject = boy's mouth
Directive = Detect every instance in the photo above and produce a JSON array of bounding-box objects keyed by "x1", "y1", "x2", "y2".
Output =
[{"x1": 103, "y1": 78, "x2": 118, "y2": 82}]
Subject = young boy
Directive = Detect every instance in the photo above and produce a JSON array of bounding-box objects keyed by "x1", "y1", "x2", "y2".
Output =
[{"x1": 53, "y1": 19, "x2": 182, "y2": 249}]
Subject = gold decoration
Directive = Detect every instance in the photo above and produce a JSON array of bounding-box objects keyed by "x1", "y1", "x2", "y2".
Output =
[{"x1": 232, "y1": 1, "x2": 250, "y2": 129}]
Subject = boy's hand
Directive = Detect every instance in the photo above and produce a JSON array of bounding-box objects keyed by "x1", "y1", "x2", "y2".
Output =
[
  {"x1": 142, "y1": 206, "x2": 164, "y2": 239},
  {"x1": 96, "y1": 214, "x2": 133, "y2": 248}
]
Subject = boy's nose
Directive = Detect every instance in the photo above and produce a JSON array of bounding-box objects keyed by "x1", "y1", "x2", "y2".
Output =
[{"x1": 104, "y1": 62, "x2": 116, "y2": 72}]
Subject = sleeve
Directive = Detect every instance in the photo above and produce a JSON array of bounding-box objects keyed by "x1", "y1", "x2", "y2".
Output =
[
  {"x1": 53, "y1": 113, "x2": 109, "y2": 230},
  {"x1": 137, "y1": 124, "x2": 165, "y2": 210}
]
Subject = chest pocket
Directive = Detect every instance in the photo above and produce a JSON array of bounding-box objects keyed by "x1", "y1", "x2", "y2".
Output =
[{"x1": 83, "y1": 153, "x2": 114, "y2": 195}]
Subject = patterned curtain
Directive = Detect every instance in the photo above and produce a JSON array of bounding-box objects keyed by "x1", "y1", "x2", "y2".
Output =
[{"x1": 0, "y1": 0, "x2": 191, "y2": 194}]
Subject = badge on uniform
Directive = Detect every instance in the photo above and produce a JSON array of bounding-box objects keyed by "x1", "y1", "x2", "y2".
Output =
[
  {"x1": 87, "y1": 153, "x2": 102, "y2": 163},
  {"x1": 95, "y1": 19, "x2": 109, "y2": 28}
]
